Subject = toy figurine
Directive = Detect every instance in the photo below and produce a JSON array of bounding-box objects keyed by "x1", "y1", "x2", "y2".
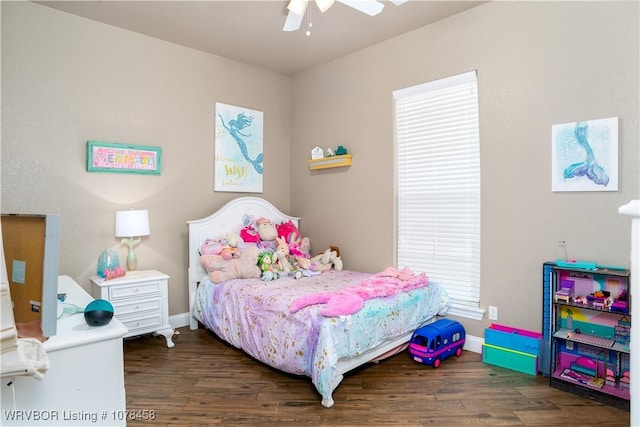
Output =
[{"x1": 409, "y1": 319, "x2": 466, "y2": 368}]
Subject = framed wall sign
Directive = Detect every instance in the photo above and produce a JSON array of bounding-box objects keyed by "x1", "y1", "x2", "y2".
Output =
[{"x1": 86, "y1": 141, "x2": 162, "y2": 175}]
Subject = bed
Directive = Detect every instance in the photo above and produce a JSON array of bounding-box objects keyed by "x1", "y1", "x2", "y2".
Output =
[{"x1": 188, "y1": 197, "x2": 451, "y2": 407}]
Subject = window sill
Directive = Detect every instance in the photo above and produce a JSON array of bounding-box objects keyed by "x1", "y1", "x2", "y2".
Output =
[{"x1": 447, "y1": 304, "x2": 485, "y2": 321}]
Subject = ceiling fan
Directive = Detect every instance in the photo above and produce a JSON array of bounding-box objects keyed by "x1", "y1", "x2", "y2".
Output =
[{"x1": 283, "y1": 0, "x2": 409, "y2": 32}]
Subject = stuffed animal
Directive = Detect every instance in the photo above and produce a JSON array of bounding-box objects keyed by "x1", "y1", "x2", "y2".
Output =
[
  {"x1": 201, "y1": 237, "x2": 239, "y2": 260},
  {"x1": 276, "y1": 220, "x2": 302, "y2": 245},
  {"x1": 288, "y1": 241, "x2": 306, "y2": 258},
  {"x1": 200, "y1": 245, "x2": 261, "y2": 283},
  {"x1": 201, "y1": 238, "x2": 226, "y2": 255},
  {"x1": 256, "y1": 217, "x2": 278, "y2": 242},
  {"x1": 274, "y1": 237, "x2": 293, "y2": 272},
  {"x1": 299, "y1": 237, "x2": 311, "y2": 256},
  {"x1": 227, "y1": 233, "x2": 242, "y2": 248},
  {"x1": 220, "y1": 247, "x2": 237, "y2": 260},
  {"x1": 311, "y1": 248, "x2": 343, "y2": 271},
  {"x1": 240, "y1": 225, "x2": 260, "y2": 243},
  {"x1": 257, "y1": 251, "x2": 278, "y2": 281},
  {"x1": 293, "y1": 256, "x2": 328, "y2": 272}
]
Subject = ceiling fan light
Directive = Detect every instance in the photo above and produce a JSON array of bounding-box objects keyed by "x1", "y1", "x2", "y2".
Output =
[
  {"x1": 287, "y1": 0, "x2": 308, "y2": 16},
  {"x1": 315, "y1": 0, "x2": 335, "y2": 13}
]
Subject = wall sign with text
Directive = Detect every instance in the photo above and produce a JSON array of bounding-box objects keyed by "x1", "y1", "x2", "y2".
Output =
[{"x1": 86, "y1": 141, "x2": 162, "y2": 175}]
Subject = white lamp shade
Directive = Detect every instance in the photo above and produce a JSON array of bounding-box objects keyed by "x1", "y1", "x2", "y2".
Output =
[{"x1": 115, "y1": 210, "x2": 150, "y2": 238}]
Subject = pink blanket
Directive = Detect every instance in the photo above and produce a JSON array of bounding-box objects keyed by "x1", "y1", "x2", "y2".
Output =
[{"x1": 289, "y1": 266, "x2": 429, "y2": 316}]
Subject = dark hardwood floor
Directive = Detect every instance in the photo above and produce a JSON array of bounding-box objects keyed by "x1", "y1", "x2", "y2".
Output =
[{"x1": 124, "y1": 327, "x2": 630, "y2": 426}]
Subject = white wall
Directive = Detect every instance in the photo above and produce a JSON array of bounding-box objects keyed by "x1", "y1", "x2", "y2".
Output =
[
  {"x1": 290, "y1": 1, "x2": 640, "y2": 337},
  {"x1": 1, "y1": 2, "x2": 293, "y2": 315},
  {"x1": 2, "y1": 2, "x2": 638, "y2": 339}
]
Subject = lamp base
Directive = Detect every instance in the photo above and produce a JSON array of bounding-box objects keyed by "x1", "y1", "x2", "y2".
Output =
[{"x1": 121, "y1": 238, "x2": 140, "y2": 271}]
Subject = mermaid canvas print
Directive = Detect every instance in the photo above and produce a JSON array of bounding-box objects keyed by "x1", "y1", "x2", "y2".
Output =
[
  {"x1": 552, "y1": 117, "x2": 618, "y2": 192},
  {"x1": 215, "y1": 102, "x2": 264, "y2": 192}
]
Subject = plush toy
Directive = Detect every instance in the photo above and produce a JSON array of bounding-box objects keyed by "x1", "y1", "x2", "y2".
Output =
[
  {"x1": 256, "y1": 217, "x2": 278, "y2": 242},
  {"x1": 240, "y1": 225, "x2": 260, "y2": 243},
  {"x1": 200, "y1": 237, "x2": 239, "y2": 260},
  {"x1": 200, "y1": 245, "x2": 261, "y2": 283},
  {"x1": 257, "y1": 251, "x2": 278, "y2": 281},
  {"x1": 299, "y1": 237, "x2": 311, "y2": 256},
  {"x1": 288, "y1": 241, "x2": 306, "y2": 258},
  {"x1": 276, "y1": 220, "x2": 302, "y2": 245},
  {"x1": 238, "y1": 214, "x2": 260, "y2": 243},
  {"x1": 311, "y1": 248, "x2": 343, "y2": 271},
  {"x1": 274, "y1": 237, "x2": 294, "y2": 272},
  {"x1": 227, "y1": 233, "x2": 242, "y2": 248},
  {"x1": 201, "y1": 238, "x2": 226, "y2": 255},
  {"x1": 220, "y1": 247, "x2": 237, "y2": 260},
  {"x1": 293, "y1": 256, "x2": 328, "y2": 272}
]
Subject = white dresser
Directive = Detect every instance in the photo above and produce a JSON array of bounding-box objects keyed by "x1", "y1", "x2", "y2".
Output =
[
  {"x1": 1, "y1": 275, "x2": 128, "y2": 426},
  {"x1": 91, "y1": 270, "x2": 174, "y2": 348}
]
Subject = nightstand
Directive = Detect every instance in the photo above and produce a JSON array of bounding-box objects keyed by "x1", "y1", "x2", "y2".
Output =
[{"x1": 91, "y1": 270, "x2": 175, "y2": 348}]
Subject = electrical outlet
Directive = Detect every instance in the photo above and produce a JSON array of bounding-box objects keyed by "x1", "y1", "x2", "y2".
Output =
[{"x1": 488, "y1": 305, "x2": 498, "y2": 321}]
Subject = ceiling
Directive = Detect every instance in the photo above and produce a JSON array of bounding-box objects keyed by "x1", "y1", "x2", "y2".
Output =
[{"x1": 36, "y1": 0, "x2": 485, "y2": 76}]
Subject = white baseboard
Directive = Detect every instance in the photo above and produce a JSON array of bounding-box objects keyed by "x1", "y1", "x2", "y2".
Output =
[
  {"x1": 170, "y1": 312, "x2": 191, "y2": 329},
  {"x1": 463, "y1": 334, "x2": 483, "y2": 354},
  {"x1": 170, "y1": 311, "x2": 485, "y2": 354}
]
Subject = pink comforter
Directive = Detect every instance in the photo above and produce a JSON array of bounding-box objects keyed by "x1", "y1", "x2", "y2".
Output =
[{"x1": 289, "y1": 266, "x2": 428, "y2": 316}]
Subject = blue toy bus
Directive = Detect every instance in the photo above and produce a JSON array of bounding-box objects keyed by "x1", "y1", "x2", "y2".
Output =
[{"x1": 409, "y1": 319, "x2": 466, "y2": 368}]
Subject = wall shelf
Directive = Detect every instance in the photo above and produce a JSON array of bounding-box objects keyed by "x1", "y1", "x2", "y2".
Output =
[{"x1": 308, "y1": 154, "x2": 352, "y2": 171}]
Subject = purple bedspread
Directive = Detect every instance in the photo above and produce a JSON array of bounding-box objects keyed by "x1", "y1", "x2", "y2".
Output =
[{"x1": 192, "y1": 269, "x2": 451, "y2": 405}]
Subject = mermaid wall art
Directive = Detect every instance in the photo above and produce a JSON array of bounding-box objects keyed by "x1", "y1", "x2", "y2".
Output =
[
  {"x1": 215, "y1": 102, "x2": 264, "y2": 192},
  {"x1": 552, "y1": 117, "x2": 618, "y2": 192}
]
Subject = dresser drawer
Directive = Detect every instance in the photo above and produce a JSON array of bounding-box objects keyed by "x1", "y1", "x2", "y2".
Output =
[
  {"x1": 120, "y1": 312, "x2": 163, "y2": 335},
  {"x1": 108, "y1": 281, "x2": 162, "y2": 300},
  {"x1": 112, "y1": 297, "x2": 162, "y2": 317}
]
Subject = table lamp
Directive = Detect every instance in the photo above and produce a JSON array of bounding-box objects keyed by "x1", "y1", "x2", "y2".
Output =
[{"x1": 115, "y1": 209, "x2": 150, "y2": 271}]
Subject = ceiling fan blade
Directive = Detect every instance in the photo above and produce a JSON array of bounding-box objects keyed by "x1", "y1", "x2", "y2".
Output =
[
  {"x1": 287, "y1": 0, "x2": 308, "y2": 16},
  {"x1": 283, "y1": 5, "x2": 307, "y2": 31},
  {"x1": 389, "y1": 0, "x2": 409, "y2": 5},
  {"x1": 315, "y1": 0, "x2": 336, "y2": 13},
  {"x1": 336, "y1": 0, "x2": 384, "y2": 16}
]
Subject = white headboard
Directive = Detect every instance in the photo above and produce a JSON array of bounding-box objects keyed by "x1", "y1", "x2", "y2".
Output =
[{"x1": 187, "y1": 197, "x2": 299, "y2": 329}]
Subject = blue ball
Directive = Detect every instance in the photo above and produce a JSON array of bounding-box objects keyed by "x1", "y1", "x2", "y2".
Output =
[{"x1": 84, "y1": 299, "x2": 114, "y2": 327}]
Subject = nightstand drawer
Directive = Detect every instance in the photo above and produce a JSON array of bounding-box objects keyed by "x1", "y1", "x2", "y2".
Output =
[
  {"x1": 120, "y1": 312, "x2": 163, "y2": 334},
  {"x1": 90, "y1": 270, "x2": 174, "y2": 348},
  {"x1": 112, "y1": 297, "x2": 162, "y2": 317},
  {"x1": 109, "y1": 281, "x2": 161, "y2": 300}
]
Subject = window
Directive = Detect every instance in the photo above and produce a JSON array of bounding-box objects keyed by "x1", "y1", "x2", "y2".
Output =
[{"x1": 394, "y1": 71, "x2": 481, "y2": 319}]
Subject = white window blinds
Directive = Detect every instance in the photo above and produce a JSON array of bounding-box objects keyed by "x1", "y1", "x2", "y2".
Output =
[{"x1": 394, "y1": 70, "x2": 481, "y2": 308}]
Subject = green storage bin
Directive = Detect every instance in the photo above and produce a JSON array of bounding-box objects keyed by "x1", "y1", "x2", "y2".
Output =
[{"x1": 482, "y1": 343, "x2": 538, "y2": 375}]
